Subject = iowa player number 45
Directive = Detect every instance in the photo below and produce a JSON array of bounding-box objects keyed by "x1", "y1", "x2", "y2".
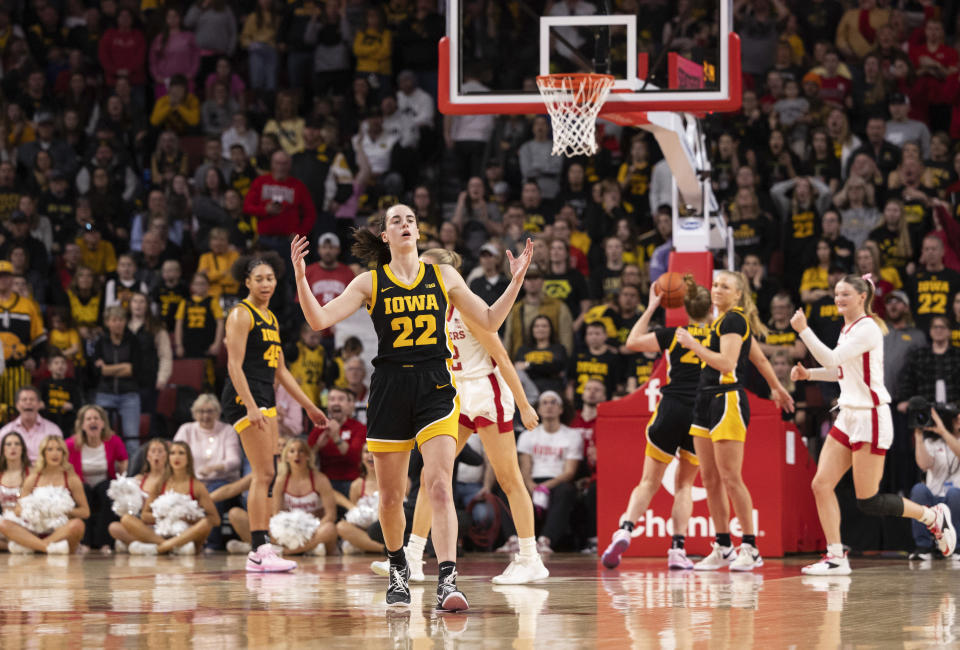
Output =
[
  {"x1": 391, "y1": 315, "x2": 438, "y2": 348},
  {"x1": 263, "y1": 344, "x2": 281, "y2": 368}
]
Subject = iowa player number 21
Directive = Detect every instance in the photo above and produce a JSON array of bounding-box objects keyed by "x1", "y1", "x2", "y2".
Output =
[{"x1": 391, "y1": 315, "x2": 438, "y2": 348}]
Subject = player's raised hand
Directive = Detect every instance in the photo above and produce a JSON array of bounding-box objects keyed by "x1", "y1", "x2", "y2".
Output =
[
  {"x1": 790, "y1": 309, "x2": 808, "y2": 333},
  {"x1": 506, "y1": 238, "x2": 533, "y2": 280},
  {"x1": 291, "y1": 235, "x2": 310, "y2": 280},
  {"x1": 647, "y1": 285, "x2": 663, "y2": 310},
  {"x1": 790, "y1": 362, "x2": 810, "y2": 382}
]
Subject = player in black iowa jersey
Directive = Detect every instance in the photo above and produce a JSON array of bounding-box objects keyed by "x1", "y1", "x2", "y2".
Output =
[
  {"x1": 601, "y1": 275, "x2": 713, "y2": 570},
  {"x1": 222, "y1": 252, "x2": 327, "y2": 573},
  {"x1": 676, "y1": 270, "x2": 794, "y2": 571},
  {"x1": 291, "y1": 204, "x2": 532, "y2": 611}
]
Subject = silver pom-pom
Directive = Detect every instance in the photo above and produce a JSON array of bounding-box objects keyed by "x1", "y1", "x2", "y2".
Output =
[
  {"x1": 107, "y1": 477, "x2": 145, "y2": 517},
  {"x1": 151, "y1": 492, "x2": 205, "y2": 538},
  {"x1": 14, "y1": 486, "x2": 74, "y2": 534},
  {"x1": 269, "y1": 510, "x2": 320, "y2": 550},
  {"x1": 344, "y1": 493, "x2": 379, "y2": 529}
]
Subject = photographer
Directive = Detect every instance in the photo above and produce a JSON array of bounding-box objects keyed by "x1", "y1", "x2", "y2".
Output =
[{"x1": 910, "y1": 405, "x2": 960, "y2": 560}]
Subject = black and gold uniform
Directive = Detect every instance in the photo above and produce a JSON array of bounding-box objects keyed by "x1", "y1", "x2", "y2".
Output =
[
  {"x1": 690, "y1": 307, "x2": 753, "y2": 443},
  {"x1": 645, "y1": 323, "x2": 709, "y2": 465},
  {"x1": 176, "y1": 295, "x2": 224, "y2": 357},
  {"x1": 221, "y1": 299, "x2": 282, "y2": 431},
  {"x1": 365, "y1": 262, "x2": 458, "y2": 452}
]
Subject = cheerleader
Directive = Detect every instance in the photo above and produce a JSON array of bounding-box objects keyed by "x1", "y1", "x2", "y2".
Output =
[
  {"x1": 369, "y1": 248, "x2": 546, "y2": 585},
  {"x1": 108, "y1": 438, "x2": 169, "y2": 552},
  {"x1": 675, "y1": 271, "x2": 794, "y2": 571},
  {"x1": 0, "y1": 435, "x2": 89, "y2": 553},
  {"x1": 336, "y1": 444, "x2": 384, "y2": 553},
  {"x1": 269, "y1": 438, "x2": 338, "y2": 555},
  {"x1": 791, "y1": 274, "x2": 957, "y2": 575},
  {"x1": 601, "y1": 277, "x2": 710, "y2": 570},
  {"x1": 0, "y1": 432, "x2": 28, "y2": 551},
  {"x1": 120, "y1": 441, "x2": 220, "y2": 555}
]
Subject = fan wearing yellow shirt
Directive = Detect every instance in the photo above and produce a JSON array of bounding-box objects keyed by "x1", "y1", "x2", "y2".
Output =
[{"x1": 196, "y1": 228, "x2": 240, "y2": 304}]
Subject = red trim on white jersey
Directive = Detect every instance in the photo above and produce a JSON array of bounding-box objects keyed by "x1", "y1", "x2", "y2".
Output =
[{"x1": 862, "y1": 351, "x2": 881, "y2": 449}]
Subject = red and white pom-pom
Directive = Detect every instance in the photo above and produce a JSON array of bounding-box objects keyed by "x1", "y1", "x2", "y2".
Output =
[
  {"x1": 151, "y1": 492, "x2": 205, "y2": 538},
  {"x1": 269, "y1": 511, "x2": 320, "y2": 550}
]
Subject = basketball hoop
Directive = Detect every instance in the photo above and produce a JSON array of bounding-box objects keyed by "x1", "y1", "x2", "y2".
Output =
[{"x1": 536, "y1": 73, "x2": 615, "y2": 157}]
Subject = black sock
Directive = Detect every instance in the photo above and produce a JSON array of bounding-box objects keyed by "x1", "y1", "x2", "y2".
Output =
[
  {"x1": 621, "y1": 521, "x2": 635, "y2": 532},
  {"x1": 251, "y1": 530, "x2": 269, "y2": 549},
  {"x1": 387, "y1": 546, "x2": 407, "y2": 568},
  {"x1": 672, "y1": 534, "x2": 685, "y2": 550},
  {"x1": 742, "y1": 534, "x2": 756, "y2": 547},
  {"x1": 716, "y1": 533, "x2": 732, "y2": 548},
  {"x1": 438, "y1": 561, "x2": 456, "y2": 583}
]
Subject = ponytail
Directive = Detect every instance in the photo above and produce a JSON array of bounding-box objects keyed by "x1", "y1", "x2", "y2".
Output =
[
  {"x1": 682, "y1": 273, "x2": 711, "y2": 321},
  {"x1": 720, "y1": 270, "x2": 768, "y2": 338},
  {"x1": 351, "y1": 227, "x2": 391, "y2": 267},
  {"x1": 842, "y1": 273, "x2": 889, "y2": 334}
]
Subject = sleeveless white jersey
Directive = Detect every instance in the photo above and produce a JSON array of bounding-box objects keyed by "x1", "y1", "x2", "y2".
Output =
[
  {"x1": 447, "y1": 306, "x2": 495, "y2": 380},
  {"x1": 800, "y1": 315, "x2": 891, "y2": 409}
]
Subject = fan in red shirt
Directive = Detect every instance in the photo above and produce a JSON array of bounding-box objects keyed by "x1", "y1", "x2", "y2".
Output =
[
  {"x1": 571, "y1": 379, "x2": 606, "y2": 483},
  {"x1": 243, "y1": 151, "x2": 317, "y2": 253},
  {"x1": 909, "y1": 20, "x2": 959, "y2": 125},
  {"x1": 297, "y1": 232, "x2": 356, "y2": 339},
  {"x1": 308, "y1": 387, "x2": 366, "y2": 497},
  {"x1": 817, "y1": 49, "x2": 853, "y2": 109}
]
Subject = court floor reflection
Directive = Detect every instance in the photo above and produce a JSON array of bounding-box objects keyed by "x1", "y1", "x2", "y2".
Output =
[{"x1": 0, "y1": 554, "x2": 956, "y2": 648}]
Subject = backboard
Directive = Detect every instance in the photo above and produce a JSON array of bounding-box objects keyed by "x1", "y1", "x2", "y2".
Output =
[{"x1": 439, "y1": 0, "x2": 740, "y2": 117}]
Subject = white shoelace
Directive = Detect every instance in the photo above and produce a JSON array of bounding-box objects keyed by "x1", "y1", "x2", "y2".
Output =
[{"x1": 390, "y1": 567, "x2": 409, "y2": 595}]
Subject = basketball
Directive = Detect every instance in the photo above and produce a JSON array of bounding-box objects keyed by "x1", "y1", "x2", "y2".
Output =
[{"x1": 654, "y1": 272, "x2": 687, "y2": 309}]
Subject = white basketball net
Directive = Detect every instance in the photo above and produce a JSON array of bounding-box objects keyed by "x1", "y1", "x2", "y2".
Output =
[{"x1": 537, "y1": 74, "x2": 615, "y2": 157}]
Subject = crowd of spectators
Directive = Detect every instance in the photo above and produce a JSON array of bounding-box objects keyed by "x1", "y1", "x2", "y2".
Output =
[{"x1": 0, "y1": 0, "x2": 956, "y2": 554}]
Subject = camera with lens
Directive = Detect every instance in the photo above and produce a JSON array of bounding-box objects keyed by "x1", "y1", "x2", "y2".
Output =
[{"x1": 907, "y1": 396, "x2": 960, "y2": 434}]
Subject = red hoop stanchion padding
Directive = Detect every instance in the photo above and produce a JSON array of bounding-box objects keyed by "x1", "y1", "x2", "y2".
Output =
[{"x1": 536, "y1": 73, "x2": 615, "y2": 157}]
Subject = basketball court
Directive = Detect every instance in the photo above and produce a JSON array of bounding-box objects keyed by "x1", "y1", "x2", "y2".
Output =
[
  {"x1": 2, "y1": 554, "x2": 956, "y2": 647},
  {"x1": 4, "y1": 4, "x2": 950, "y2": 648}
]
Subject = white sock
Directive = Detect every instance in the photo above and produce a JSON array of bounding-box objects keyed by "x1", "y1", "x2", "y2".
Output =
[
  {"x1": 518, "y1": 536, "x2": 537, "y2": 559},
  {"x1": 921, "y1": 506, "x2": 937, "y2": 527},
  {"x1": 827, "y1": 543, "x2": 844, "y2": 558},
  {"x1": 407, "y1": 534, "x2": 427, "y2": 561}
]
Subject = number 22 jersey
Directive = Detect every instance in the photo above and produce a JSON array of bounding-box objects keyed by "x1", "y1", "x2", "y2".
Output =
[{"x1": 368, "y1": 262, "x2": 452, "y2": 367}]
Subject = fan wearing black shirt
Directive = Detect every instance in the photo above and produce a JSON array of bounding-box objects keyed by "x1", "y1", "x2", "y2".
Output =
[
  {"x1": 907, "y1": 235, "x2": 960, "y2": 332},
  {"x1": 567, "y1": 322, "x2": 624, "y2": 409},
  {"x1": 468, "y1": 243, "x2": 510, "y2": 306},
  {"x1": 39, "y1": 351, "x2": 80, "y2": 434},
  {"x1": 589, "y1": 237, "x2": 626, "y2": 302},
  {"x1": 543, "y1": 238, "x2": 590, "y2": 324}
]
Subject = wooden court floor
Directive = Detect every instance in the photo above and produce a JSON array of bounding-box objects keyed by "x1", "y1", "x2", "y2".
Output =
[{"x1": 0, "y1": 553, "x2": 956, "y2": 648}]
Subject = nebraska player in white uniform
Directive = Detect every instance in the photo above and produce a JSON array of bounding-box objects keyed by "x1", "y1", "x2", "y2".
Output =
[
  {"x1": 791, "y1": 274, "x2": 956, "y2": 575},
  {"x1": 371, "y1": 248, "x2": 548, "y2": 585}
]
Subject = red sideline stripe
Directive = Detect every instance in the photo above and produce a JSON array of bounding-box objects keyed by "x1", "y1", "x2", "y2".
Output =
[{"x1": 862, "y1": 351, "x2": 880, "y2": 450}]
